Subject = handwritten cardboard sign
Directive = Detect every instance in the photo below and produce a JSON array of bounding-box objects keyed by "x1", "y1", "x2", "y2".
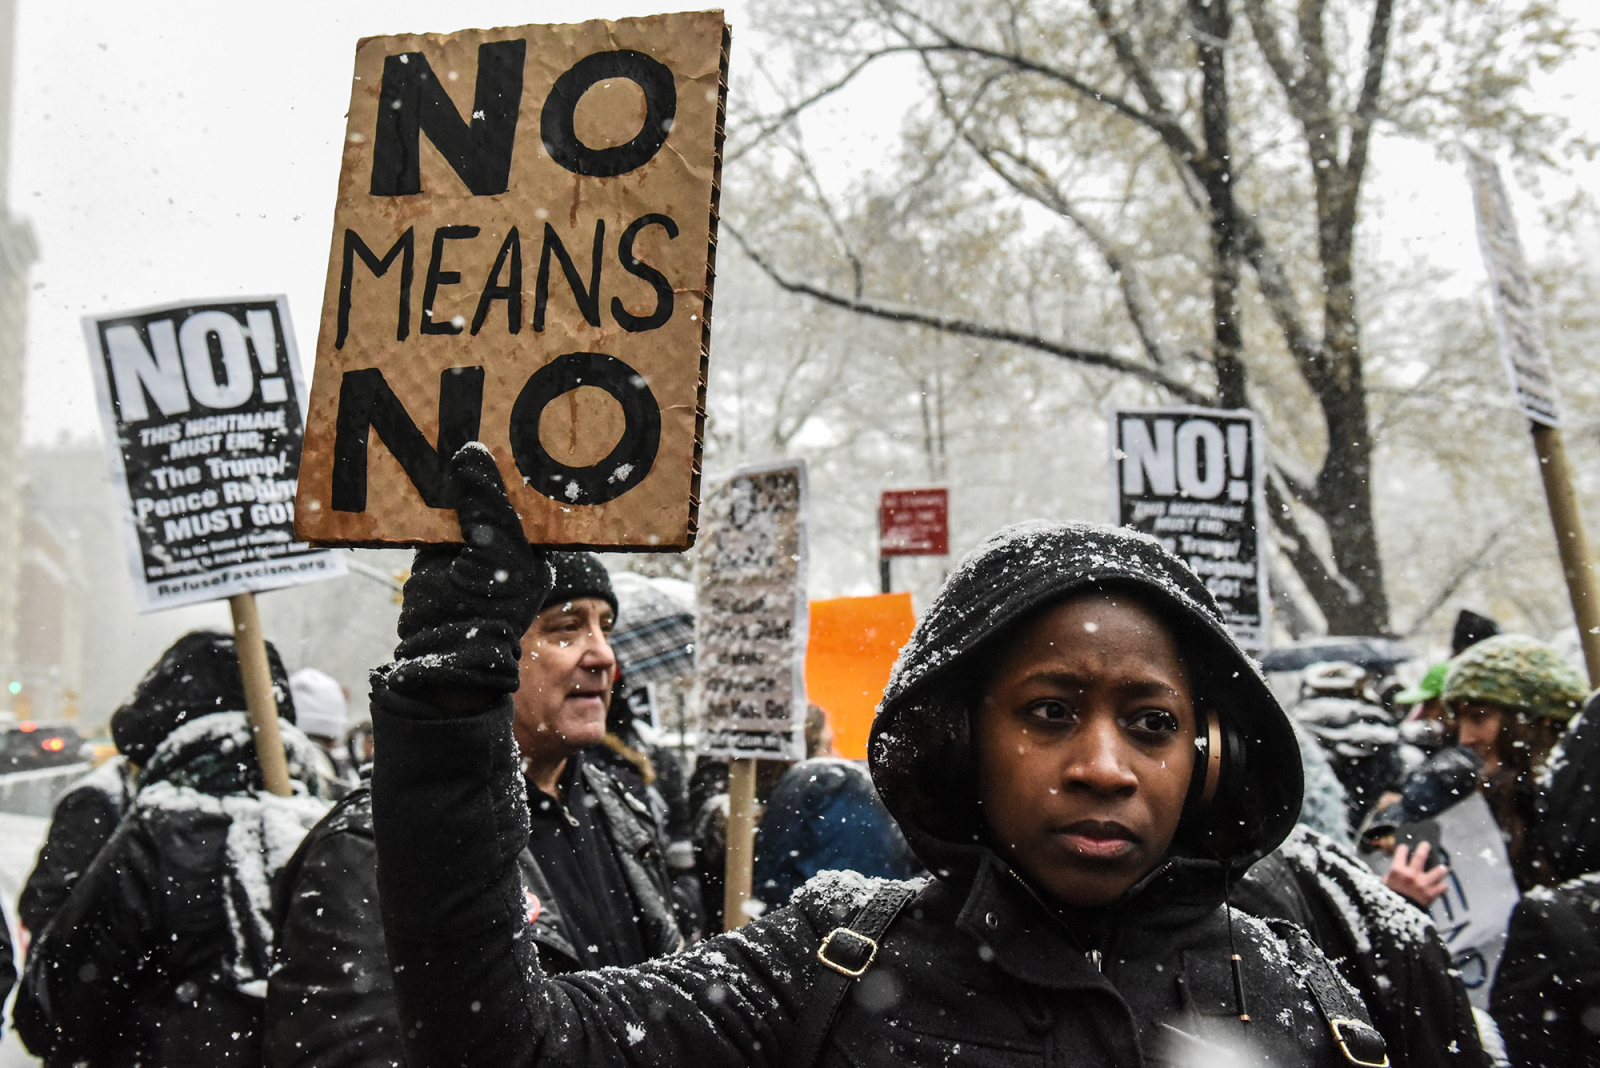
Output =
[
  {"x1": 84, "y1": 297, "x2": 346, "y2": 611},
  {"x1": 1111, "y1": 406, "x2": 1268, "y2": 652},
  {"x1": 296, "y1": 12, "x2": 730, "y2": 549},
  {"x1": 696, "y1": 461, "x2": 808, "y2": 760}
]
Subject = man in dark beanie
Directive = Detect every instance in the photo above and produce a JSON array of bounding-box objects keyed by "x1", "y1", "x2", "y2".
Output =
[
  {"x1": 265, "y1": 546, "x2": 681, "y2": 1066},
  {"x1": 18, "y1": 630, "x2": 298, "y2": 940}
]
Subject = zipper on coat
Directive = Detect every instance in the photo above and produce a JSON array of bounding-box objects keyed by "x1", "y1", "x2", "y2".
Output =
[{"x1": 1088, "y1": 949, "x2": 1103, "y2": 972}]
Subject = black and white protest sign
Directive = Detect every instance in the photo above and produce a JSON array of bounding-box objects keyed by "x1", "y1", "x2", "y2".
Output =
[
  {"x1": 85, "y1": 297, "x2": 346, "y2": 611},
  {"x1": 1111, "y1": 407, "x2": 1268, "y2": 652},
  {"x1": 1467, "y1": 149, "x2": 1562, "y2": 428},
  {"x1": 696, "y1": 461, "x2": 808, "y2": 760}
]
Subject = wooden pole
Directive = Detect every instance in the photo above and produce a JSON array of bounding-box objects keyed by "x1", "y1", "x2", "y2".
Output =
[
  {"x1": 723, "y1": 757, "x2": 757, "y2": 930},
  {"x1": 1532, "y1": 424, "x2": 1600, "y2": 686},
  {"x1": 229, "y1": 592, "x2": 292, "y2": 797}
]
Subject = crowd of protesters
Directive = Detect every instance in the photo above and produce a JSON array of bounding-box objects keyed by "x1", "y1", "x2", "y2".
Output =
[{"x1": 1, "y1": 446, "x2": 1598, "y2": 1066}]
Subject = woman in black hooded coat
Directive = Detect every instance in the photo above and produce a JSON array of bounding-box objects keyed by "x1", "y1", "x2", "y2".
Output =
[{"x1": 368, "y1": 446, "x2": 1385, "y2": 1068}]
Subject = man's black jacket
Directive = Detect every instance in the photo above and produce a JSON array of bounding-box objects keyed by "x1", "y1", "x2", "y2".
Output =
[{"x1": 265, "y1": 757, "x2": 681, "y2": 1067}]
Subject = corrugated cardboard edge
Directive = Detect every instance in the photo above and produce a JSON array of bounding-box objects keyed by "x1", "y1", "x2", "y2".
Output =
[
  {"x1": 679, "y1": 18, "x2": 731, "y2": 553},
  {"x1": 306, "y1": 15, "x2": 731, "y2": 553}
]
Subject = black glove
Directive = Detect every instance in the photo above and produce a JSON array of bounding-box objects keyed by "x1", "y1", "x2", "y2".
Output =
[{"x1": 378, "y1": 443, "x2": 553, "y2": 700}]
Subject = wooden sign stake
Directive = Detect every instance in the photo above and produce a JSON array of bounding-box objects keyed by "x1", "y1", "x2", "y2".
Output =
[
  {"x1": 1531, "y1": 424, "x2": 1600, "y2": 684},
  {"x1": 723, "y1": 757, "x2": 757, "y2": 930},
  {"x1": 229, "y1": 592, "x2": 292, "y2": 797}
]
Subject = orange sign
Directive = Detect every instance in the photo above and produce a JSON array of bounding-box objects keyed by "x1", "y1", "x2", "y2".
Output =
[{"x1": 804, "y1": 593, "x2": 916, "y2": 760}]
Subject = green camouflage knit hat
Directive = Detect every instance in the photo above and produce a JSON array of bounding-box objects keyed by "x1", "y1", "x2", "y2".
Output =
[{"x1": 1442, "y1": 634, "x2": 1590, "y2": 722}]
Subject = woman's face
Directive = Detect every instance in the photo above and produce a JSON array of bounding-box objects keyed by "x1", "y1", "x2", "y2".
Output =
[
  {"x1": 1451, "y1": 701, "x2": 1506, "y2": 774},
  {"x1": 975, "y1": 592, "x2": 1197, "y2": 908}
]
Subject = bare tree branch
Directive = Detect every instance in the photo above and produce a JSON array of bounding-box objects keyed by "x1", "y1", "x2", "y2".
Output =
[
  {"x1": 726, "y1": 49, "x2": 904, "y2": 165},
  {"x1": 1401, "y1": 526, "x2": 1507, "y2": 637},
  {"x1": 725, "y1": 223, "x2": 1214, "y2": 405},
  {"x1": 1265, "y1": 471, "x2": 1356, "y2": 616},
  {"x1": 977, "y1": 143, "x2": 1182, "y2": 368},
  {"x1": 911, "y1": 48, "x2": 1185, "y2": 372}
]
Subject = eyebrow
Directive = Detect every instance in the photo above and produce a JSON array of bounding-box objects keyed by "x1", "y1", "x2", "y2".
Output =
[{"x1": 1015, "y1": 671, "x2": 1183, "y2": 699}]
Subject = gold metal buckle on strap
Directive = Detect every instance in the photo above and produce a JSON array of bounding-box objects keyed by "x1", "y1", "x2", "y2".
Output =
[
  {"x1": 817, "y1": 927, "x2": 879, "y2": 978},
  {"x1": 1328, "y1": 1019, "x2": 1390, "y2": 1068}
]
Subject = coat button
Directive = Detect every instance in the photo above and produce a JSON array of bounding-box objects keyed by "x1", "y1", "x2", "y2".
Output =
[{"x1": 985, "y1": 912, "x2": 998, "y2": 929}]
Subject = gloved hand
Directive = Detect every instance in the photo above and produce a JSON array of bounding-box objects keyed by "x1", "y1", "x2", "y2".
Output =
[{"x1": 378, "y1": 442, "x2": 552, "y2": 701}]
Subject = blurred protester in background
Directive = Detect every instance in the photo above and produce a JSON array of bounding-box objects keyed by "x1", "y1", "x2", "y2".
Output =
[
  {"x1": 1395, "y1": 662, "x2": 1452, "y2": 756},
  {"x1": 1452, "y1": 609, "x2": 1501, "y2": 657},
  {"x1": 15, "y1": 630, "x2": 328, "y2": 1067},
  {"x1": 289, "y1": 667, "x2": 357, "y2": 794},
  {"x1": 1490, "y1": 690, "x2": 1600, "y2": 1068},
  {"x1": 18, "y1": 743, "x2": 136, "y2": 942},
  {"x1": 1293, "y1": 660, "x2": 1422, "y2": 832},
  {"x1": 752, "y1": 756, "x2": 917, "y2": 911},
  {"x1": 692, "y1": 703, "x2": 835, "y2": 929},
  {"x1": 19, "y1": 630, "x2": 301, "y2": 941},
  {"x1": 1441, "y1": 634, "x2": 1587, "y2": 891}
]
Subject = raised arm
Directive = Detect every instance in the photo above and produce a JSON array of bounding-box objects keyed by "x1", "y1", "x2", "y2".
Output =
[{"x1": 369, "y1": 445, "x2": 831, "y2": 1068}]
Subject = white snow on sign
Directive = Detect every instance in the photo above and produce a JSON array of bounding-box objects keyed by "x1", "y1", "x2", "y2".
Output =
[
  {"x1": 1467, "y1": 148, "x2": 1563, "y2": 428},
  {"x1": 695, "y1": 461, "x2": 808, "y2": 761}
]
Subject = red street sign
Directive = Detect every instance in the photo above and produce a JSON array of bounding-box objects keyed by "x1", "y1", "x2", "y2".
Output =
[{"x1": 880, "y1": 489, "x2": 949, "y2": 557}]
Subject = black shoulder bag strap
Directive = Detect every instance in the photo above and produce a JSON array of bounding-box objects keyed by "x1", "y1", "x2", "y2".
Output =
[
  {"x1": 1272, "y1": 920, "x2": 1391, "y2": 1068},
  {"x1": 787, "y1": 882, "x2": 918, "y2": 1068}
]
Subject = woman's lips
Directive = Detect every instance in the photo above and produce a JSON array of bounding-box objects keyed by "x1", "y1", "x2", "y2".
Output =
[{"x1": 1056, "y1": 821, "x2": 1139, "y2": 861}]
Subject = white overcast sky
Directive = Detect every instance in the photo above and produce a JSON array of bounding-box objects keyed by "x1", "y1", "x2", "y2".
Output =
[{"x1": 8, "y1": 0, "x2": 1596, "y2": 445}]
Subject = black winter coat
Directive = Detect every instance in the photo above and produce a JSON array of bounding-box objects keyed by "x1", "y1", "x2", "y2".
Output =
[
  {"x1": 265, "y1": 788, "x2": 404, "y2": 1068},
  {"x1": 15, "y1": 711, "x2": 329, "y2": 1067},
  {"x1": 265, "y1": 756, "x2": 683, "y2": 1068},
  {"x1": 372, "y1": 521, "x2": 1383, "y2": 1068},
  {"x1": 19, "y1": 756, "x2": 137, "y2": 937},
  {"x1": 1490, "y1": 872, "x2": 1600, "y2": 1068},
  {"x1": 1235, "y1": 824, "x2": 1488, "y2": 1068},
  {"x1": 1487, "y1": 692, "x2": 1600, "y2": 1066}
]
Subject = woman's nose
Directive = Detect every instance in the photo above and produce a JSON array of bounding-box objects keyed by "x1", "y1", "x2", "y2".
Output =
[{"x1": 1064, "y1": 714, "x2": 1138, "y2": 794}]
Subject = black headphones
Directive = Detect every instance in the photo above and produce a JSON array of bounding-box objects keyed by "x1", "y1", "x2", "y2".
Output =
[{"x1": 1183, "y1": 702, "x2": 1255, "y2": 853}]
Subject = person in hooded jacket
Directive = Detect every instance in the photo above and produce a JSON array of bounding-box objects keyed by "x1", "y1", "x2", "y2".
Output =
[
  {"x1": 365, "y1": 445, "x2": 1386, "y2": 1068},
  {"x1": 263, "y1": 551, "x2": 684, "y2": 1068},
  {"x1": 1490, "y1": 690, "x2": 1600, "y2": 1067},
  {"x1": 17, "y1": 633, "x2": 301, "y2": 941},
  {"x1": 753, "y1": 757, "x2": 919, "y2": 911},
  {"x1": 13, "y1": 630, "x2": 330, "y2": 1068}
]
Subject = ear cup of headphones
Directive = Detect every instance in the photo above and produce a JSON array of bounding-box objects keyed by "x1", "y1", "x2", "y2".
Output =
[{"x1": 1183, "y1": 706, "x2": 1256, "y2": 855}]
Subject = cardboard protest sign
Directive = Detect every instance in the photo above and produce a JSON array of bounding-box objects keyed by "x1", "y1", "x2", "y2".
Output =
[
  {"x1": 880, "y1": 489, "x2": 948, "y2": 556},
  {"x1": 1111, "y1": 407, "x2": 1268, "y2": 652},
  {"x1": 805, "y1": 592, "x2": 916, "y2": 760},
  {"x1": 696, "y1": 461, "x2": 808, "y2": 760},
  {"x1": 1467, "y1": 149, "x2": 1562, "y2": 428},
  {"x1": 295, "y1": 13, "x2": 730, "y2": 550},
  {"x1": 84, "y1": 297, "x2": 346, "y2": 612},
  {"x1": 1364, "y1": 792, "x2": 1520, "y2": 1011}
]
